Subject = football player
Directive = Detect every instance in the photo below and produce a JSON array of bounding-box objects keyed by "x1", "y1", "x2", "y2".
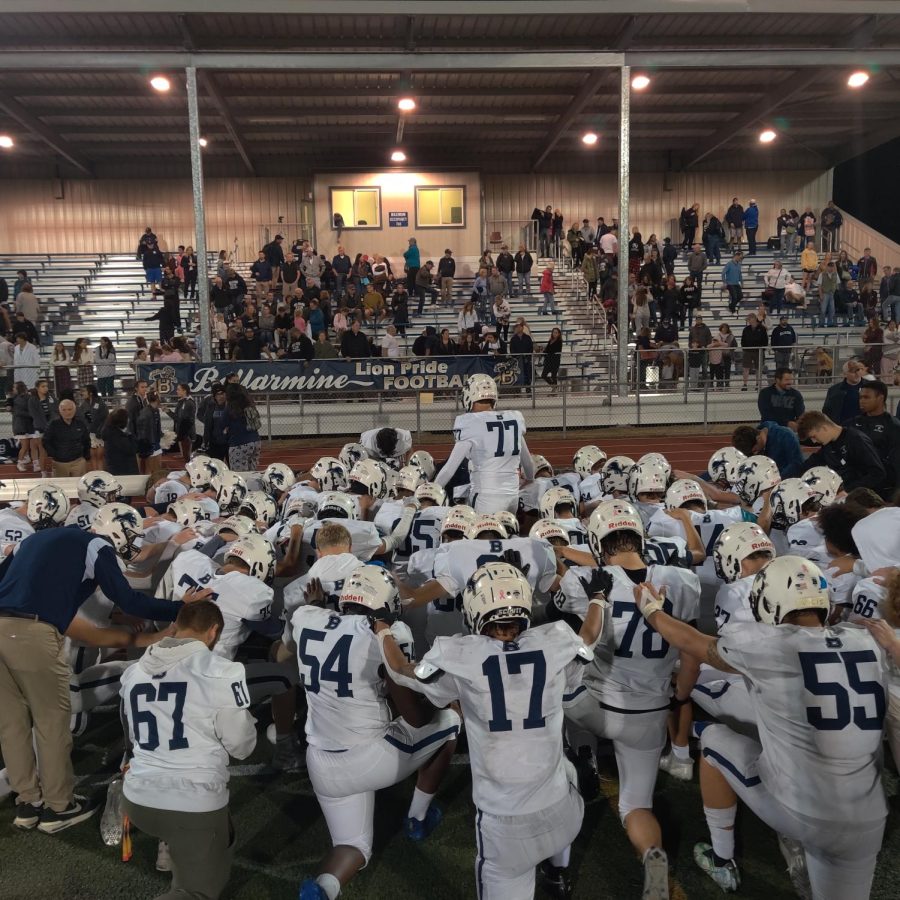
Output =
[
  {"x1": 359, "y1": 426, "x2": 413, "y2": 471},
  {"x1": 65, "y1": 470, "x2": 123, "y2": 530}
]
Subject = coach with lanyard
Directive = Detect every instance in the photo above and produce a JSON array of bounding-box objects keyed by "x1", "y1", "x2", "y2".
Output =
[{"x1": 0, "y1": 513, "x2": 208, "y2": 834}]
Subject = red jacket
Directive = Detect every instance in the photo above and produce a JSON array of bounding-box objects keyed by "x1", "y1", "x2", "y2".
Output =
[{"x1": 540, "y1": 268, "x2": 555, "y2": 293}]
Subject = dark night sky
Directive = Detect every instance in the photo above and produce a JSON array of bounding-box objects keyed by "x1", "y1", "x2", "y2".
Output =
[{"x1": 833, "y1": 137, "x2": 900, "y2": 244}]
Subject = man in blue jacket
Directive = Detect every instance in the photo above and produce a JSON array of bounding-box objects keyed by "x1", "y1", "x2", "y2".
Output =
[
  {"x1": 732, "y1": 421, "x2": 805, "y2": 478},
  {"x1": 743, "y1": 199, "x2": 760, "y2": 256},
  {"x1": 722, "y1": 252, "x2": 744, "y2": 313},
  {"x1": 757, "y1": 367, "x2": 805, "y2": 430}
]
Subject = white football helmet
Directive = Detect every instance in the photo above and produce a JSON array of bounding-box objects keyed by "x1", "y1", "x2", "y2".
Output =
[
  {"x1": 349, "y1": 459, "x2": 387, "y2": 499},
  {"x1": 392, "y1": 465, "x2": 424, "y2": 498},
  {"x1": 92, "y1": 502, "x2": 143, "y2": 560},
  {"x1": 186, "y1": 454, "x2": 226, "y2": 489},
  {"x1": 531, "y1": 454, "x2": 554, "y2": 477},
  {"x1": 216, "y1": 515, "x2": 255, "y2": 538},
  {"x1": 600, "y1": 456, "x2": 635, "y2": 496},
  {"x1": 708, "y1": 447, "x2": 747, "y2": 487},
  {"x1": 733, "y1": 456, "x2": 781, "y2": 505},
  {"x1": 212, "y1": 470, "x2": 248, "y2": 514},
  {"x1": 240, "y1": 491, "x2": 278, "y2": 526},
  {"x1": 801, "y1": 466, "x2": 843, "y2": 507},
  {"x1": 317, "y1": 491, "x2": 358, "y2": 520},
  {"x1": 168, "y1": 497, "x2": 207, "y2": 527},
  {"x1": 339, "y1": 442, "x2": 368, "y2": 471},
  {"x1": 441, "y1": 505, "x2": 477, "y2": 538},
  {"x1": 463, "y1": 562, "x2": 532, "y2": 635},
  {"x1": 627, "y1": 460, "x2": 669, "y2": 500},
  {"x1": 338, "y1": 565, "x2": 401, "y2": 621},
  {"x1": 462, "y1": 372, "x2": 498, "y2": 410},
  {"x1": 467, "y1": 515, "x2": 509, "y2": 540},
  {"x1": 539, "y1": 486, "x2": 578, "y2": 520},
  {"x1": 77, "y1": 470, "x2": 123, "y2": 508},
  {"x1": 529, "y1": 520, "x2": 569, "y2": 545},
  {"x1": 415, "y1": 482, "x2": 447, "y2": 507},
  {"x1": 310, "y1": 456, "x2": 349, "y2": 492},
  {"x1": 408, "y1": 450, "x2": 436, "y2": 481},
  {"x1": 769, "y1": 478, "x2": 820, "y2": 531},
  {"x1": 713, "y1": 521, "x2": 775, "y2": 583},
  {"x1": 494, "y1": 510, "x2": 520, "y2": 537},
  {"x1": 665, "y1": 479, "x2": 708, "y2": 511},
  {"x1": 225, "y1": 533, "x2": 276, "y2": 583},
  {"x1": 749, "y1": 555, "x2": 829, "y2": 625},
  {"x1": 638, "y1": 452, "x2": 672, "y2": 483},
  {"x1": 573, "y1": 445, "x2": 607, "y2": 478},
  {"x1": 283, "y1": 494, "x2": 318, "y2": 519},
  {"x1": 588, "y1": 499, "x2": 644, "y2": 557},
  {"x1": 262, "y1": 462, "x2": 295, "y2": 495},
  {"x1": 26, "y1": 484, "x2": 69, "y2": 529}
]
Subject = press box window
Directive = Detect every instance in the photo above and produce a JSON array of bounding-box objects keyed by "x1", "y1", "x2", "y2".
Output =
[
  {"x1": 416, "y1": 186, "x2": 465, "y2": 228},
  {"x1": 330, "y1": 187, "x2": 381, "y2": 229}
]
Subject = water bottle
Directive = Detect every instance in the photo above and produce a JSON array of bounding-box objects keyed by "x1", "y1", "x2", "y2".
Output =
[{"x1": 100, "y1": 776, "x2": 124, "y2": 846}]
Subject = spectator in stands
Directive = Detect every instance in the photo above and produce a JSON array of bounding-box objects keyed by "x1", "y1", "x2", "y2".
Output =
[
  {"x1": 537, "y1": 205, "x2": 553, "y2": 257},
  {"x1": 683, "y1": 243, "x2": 707, "y2": 293},
  {"x1": 137, "y1": 227, "x2": 157, "y2": 257},
  {"x1": 860, "y1": 279, "x2": 880, "y2": 322},
  {"x1": 389, "y1": 285, "x2": 409, "y2": 337},
  {"x1": 14, "y1": 281, "x2": 39, "y2": 324},
  {"x1": 654, "y1": 318, "x2": 678, "y2": 346},
  {"x1": 224, "y1": 267, "x2": 247, "y2": 314},
  {"x1": 404, "y1": 237, "x2": 421, "y2": 295},
  {"x1": 492, "y1": 293, "x2": 512, "y2": 342},
  {"x1": 410, "y1": 326, "x2": 436, "y2": 358},
  {"x1": 678, "y1": 276, "x2": 700, "y2": 329},
  {"x1": 13, "y1": 311, "x2": 38, "y2": 346},
  {"x1": 13, "y1": 332, "x2": 40, "y2": 391},
  {"x1": 883, "y1": 267, "x2": 900, "y2": 323},
  {"x1": 94, "y1": 336, "x2": 116, "y2": 398},
  {"x1": 722, "y1": 251, "x2": 744, "y2": 314},
  {"x1": 798, "y1": 410, "x2": 886, "y2": 494},
  {"x1": 331, "y1": 246, "x2": 351, "y2": 301},
  {"x1": 0, "y1": 334, "x2": 14, "y2": 398},
  {"x1": 361, "y1": 285, "x2": 386, "y2": 324},
  {"x1": 779, "y1": 209, "x2": 799, "y2": 258},
  {"x1": 679, "y1": 204, "x2": 699, "y2": 251},
  {"x1": 340, "y1": 319, "x2": 371, "y2": 359},
  {"x1": 210, "y1": 276, "x2": 231, "y2": 318},
  {"x1": 725, "y1": 198, "x2": 744, "y2": 251},
  {"x1": 455, "y1": 300, "x2": 477, "y2": 337},
  {"x1": 743, "y1": 199, "x2": 760, "y2": 256},
  {"x1": 302, "y1": 250, "x2": 325, "y2": 291},
  {"x1": 740, "y1": 312, "x2": 768, "y2": 391},
  {"x1": 857, "y1": 248, "x2": 878, "y2": 284},
  {"x1": 509, "y1": 322, "x2": 534, "y2": 388},
  {"x1": 848, "y1": 379, "x2": 900, "y2": 496},
  {"x1": 580, "y1": 218, "x2": 595, "y2": 247},
  {"x1": 688, "y1": 314, "x2": 712, "y2": 382},
  {"x1": 660, "y1": 237, "x2": 677, "y2": 277},
  {"x1": 214, "y1": 250, "x2": 228, "y2": 280},
  {"x1": 131, "y1": 337, "x2": 149, "y2": 372},
  {"x1": 599, "y1": 225, "x2": 618, "y2": 258},
  {"x1": 770, "y1": 316, "x2": 797, "y2": 369},
  {"x1": 72, "y1": 338, "x2": 94, "y2": 388},
  {"x1": 581, "y1": 246, "x2": 599, "y2": 300},
  {"x1": 496, "y1": 245, "x2": 515, "y2": 297},
  {"x1": 135, "y1": 391, "x2": 163, "y2": 475},
  {"x1": 279, "y1": 251, "x2": 300, "y2": 300},
  {"x1": 551, "y1": 209, "x2": 564, "y2": 255},
  {"x1": 515, "y1": 244, "x2": 534, "y2": 296},
  {"x1": 819, "y1": 201, "x2": 843, "y2": 253},
  {"x1": 145, "y1": 301, "x2": 178, "y2": 345},
  {"x1": 434, "y1": 328, "x2": 457, "y2": 358},
  {"x1": 763, "y1": 260, "x2": 788, "y2": 314},
  {"x1": 381, "y1": 325, "x2": 402, "y2": 359},
  {"x1": 481, "y1": 325, "x2": 506, "y2": 356},
  {"x1": 78, "y1": 384, "x2": 108, "y2": 472},
  {"x1": 757, "y1": 367, "x2": 805, "y2": 430},
  {"x1": 702, "y1": 212, "x2": 724, "y2": 264},
  {"x1": 264, "y1": 234, "x2": 285, "y2": 291},
  {"x1": 539, "y1": 262, "x2": 557, "y2": 316},
  {"x1": 818, "y1": 261, "x2": 839, "y2": 328},
  {"x1": 836, "y1": 279, "x2": 863, "y2": 326},
  {"x1": 232, "y1": 327, "x2": 272, "y2": 361},
  {"x1": 180, "y1": 246, "x2": 197, "y2": 299},
  {"x1": 250, "y1": 250, "x2": 273, "y2": 303},
  {"x1": 222, "y1": 385, "x2": 261, "y2": 472},
  {"x1": 279, "y1": 327, "x2": 314, "y2": 364},
  {"x1": 161, "y1": 265, "x2": 182, "y2": 332},
  {"x1": 631, "y1": 288, "x2": 651, "y2": 335},
  {"x1": 823, "y1": 359, "x2": 865, "y2": 423},
  {"x1": 480, "y1": 248, "x2": 495, "y2": 274},
  {"x1": 541, "y1": 326, "x2": 563, "y2": 390},
  {"x1": 12, "y1": 269, "x2": 28, "y2": 300},
  {"x1": 101, "y1": 407, "x2": 139, "y2": 475},
  {"x1": 437, "y1": 249, "x2": 456, "y2": 306},
  {"x1": 457, "y1": 330, "x2": 477, "y2": 356},
  {"x1": 732, "y1": 422, "x2": 804, "y2": 479},
  {"x1": 172, "y1": 383, "x2": 196, "y2": 464},
  {"x1": 51, "y1": 342, "x2": 71, "y2": 395},
  {"x1": 628, "y1": 229, "x2": 644, "y2": 277},
  {"x1": 370, "y1": 254, "x2": 391, "y2": 296},
  {"x1": 415, "y1": 261, "x2": 439, "y2": 315},
  {"x1": 125, "y1": 379, "x2": 148, "y2": 438},
  {"x1": 800, "y1": 242, "x2": 819, "y2": 291},
  {"x1": 140, "y1": 239, "x2": 165, "y2": 295},
  {"x1": 42, "y1": 398, "x2": 89, "y2": 478},
  {"x1": 799, "y1": 206, "x2": 817, "y2": 248}
]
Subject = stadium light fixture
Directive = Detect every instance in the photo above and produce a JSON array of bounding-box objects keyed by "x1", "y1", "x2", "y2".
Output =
[
  {"x1": 759, "y1": 129, "x2": 777, "y2": 143},
  {"x1": 198, "y1": 137, "x2": 208, "y2": 147},
  {"x1": 847, "y1": 71, "x2": 870, "y2": 88},
  {"x1": 0, "y1": 135, "x2": 13, "y2": 149},
  {"x1": 150, "y1": 75, "x2": 171, "y2": 92},
  {"x1": 390, "y1": 149, "x2": 407, "y2": 162},
  {"x1": 582, "y1": 132, "x2": 599, "y2": 146},
  {"x1": 397, "y1": 97, "x2": 416, "y2": 112},
  {"x1": 631, "y1": 74, "x2": 651, "y2": 91}
]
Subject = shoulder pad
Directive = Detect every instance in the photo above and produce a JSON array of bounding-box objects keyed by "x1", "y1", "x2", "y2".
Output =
[{"x1": 414, "y1": 659, "x2": 443, "y2": 682}]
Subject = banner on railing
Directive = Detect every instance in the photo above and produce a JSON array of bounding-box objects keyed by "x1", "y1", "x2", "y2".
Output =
[{"x1": 137, "y1": 355, "x2": 523, "y2": 396}]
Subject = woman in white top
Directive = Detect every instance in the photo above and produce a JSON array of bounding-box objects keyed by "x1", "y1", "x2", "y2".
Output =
[
  {"x1": 457, "y1": 300, "x2": 477, "y2": 335},
  {"x1": 763, "y1": 260, "x2": 789, "y2": 314},
  {"x1": 95, "y1": 335, "x2": 117, "y2": 398},
  {"x1": 492, "y1": 295, "x2": 512, "y2": 340},
  {"x1": 72, "y1": 338, "x2": 94, "y2": 387}
]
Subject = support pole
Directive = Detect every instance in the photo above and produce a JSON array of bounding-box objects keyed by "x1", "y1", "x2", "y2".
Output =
[
  {"x1": 186, "y1": 66, "x2": 212, "y2": 363},
  {"x1": 616, "y1": 65, "x2": 630, "y2": 398}
]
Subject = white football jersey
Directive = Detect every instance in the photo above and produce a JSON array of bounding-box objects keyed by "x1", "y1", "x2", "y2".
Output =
[
  {"x1": 431, "y1": 537, "x2": 558, "y2": 600},
  {"x1": 554, "y1": 518, "x2": 589, "y2": 548},
  {"x1": 143, "y1": 519, "x2": 184, "y2": 544},
  {"x1": 770, "y1": 527, "x2": 791, "y2": 558},
  {"x1": 169, "y1": 550, "x2": 274, "y2": 659},
  {"x1": 360, "y1": 427, "x2": 413, "y2": 469},
  {"x1": 578, "y1": 474, "x2": 606, "y2": 506},
  {"x1": 415, "y1": 621, "x2": 589, "y2": 816},
  {"x1": 0, "y1": 509, "x2": 33, "y2": 551},
  {"x1": 685, "y1": 507, "x2": 750, "y2": 586},
  {"x1": 301, "y1": 519, "x2": 382, "y2": 569},
  {"x1": 121, "y1": 639, "x2": 255, "y2": 813},
  {"x1": 644, "y1": 534, "x2": 692, "y2": 568},
  {"x1": 518, "y1": 474, "x2": 580, "y2": 514},
  {"x1": 788, "y1": 517, "x2": 829, "y2": 566},
  {"x1": 153, "y1": 479, "x2": 188, "y2": 506},
  {"x1": 452, "y1": 409, "x2": 527, "y2": 495},
  {"x1": 847, "y1": 576, "x2": 886, "y2": 625},
  {"x1": 407, "y1": 546, "x2": 441, "y2": 588},
  {"x1": 291, "y1": 606, "x2": 413, "y2": 751},
  {"x1": 282, "y1": 552, "x2": 363, "y2": 618},
  {"x1": 558, "y1": 563, "x2": 700, "y2": 710},
  {"x1": 717, "y1": 622, "x2": 889, "y2": 823},
  {"x1": 65, "y1": 503, "x2": 99, "y2": 531},
  {"x1": 714, "y1": 575, "x2": 755, "y2": 631},
  {"x1": 374, "y1": 503, "x2": 448, "y2": 575}
]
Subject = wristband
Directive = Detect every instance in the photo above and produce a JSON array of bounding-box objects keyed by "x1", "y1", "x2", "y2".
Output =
[
  {"x1": 670, "y1": 695, "x2": 691, "y2": 708},
  {"x1": 588, "y1": 596, "x2": 609, "y2": 611},
  {"x1": 637, "y1": 586, "x2": 666, "y2": 620}
]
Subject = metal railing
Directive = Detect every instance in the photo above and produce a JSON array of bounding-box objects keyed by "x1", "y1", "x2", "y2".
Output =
[{"x1": 484, "y1": 219, "x2": 538, "y2": 255}]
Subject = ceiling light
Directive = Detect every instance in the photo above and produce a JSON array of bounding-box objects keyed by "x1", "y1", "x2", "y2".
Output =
[
  {"x1": 397, "y1": 97, "x2": 416, "y2": 112},
  {"x1": 150, "y1": 75, "x2": 171, "y2": 92},
  {"x1": 631, "y1": 74, "x2": 651, "y2": 91},
  {"x1": 582, "y1": 132, "x2": 599, "y2": 146},
  {"x1": 759, "y1": 129, "x2": 777, "y2": 143},
  {"x1": 390, "y1": 149, "x2": 407, "y2": 162},
  {"x1": 847, "y1": 71, "x2": 870, "y2": 88},
  {"x1": 0, "y1": 135, "x2": 13, "y2": 149},
  {"x1": 198, "y1": 137, "x2": 208, "y2": 147}
]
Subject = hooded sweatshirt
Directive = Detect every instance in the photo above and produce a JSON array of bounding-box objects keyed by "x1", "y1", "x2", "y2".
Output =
[{"x1": 121, "y1": 637, "x2": 256, "y2": 812}]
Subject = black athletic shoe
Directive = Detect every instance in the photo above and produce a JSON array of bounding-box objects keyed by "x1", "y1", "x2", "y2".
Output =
[
  {"x1": 13, "y1": 802, "x2": 43, "y2": 830},
  {"x1": 37, "y1": 795, "x2": 100, "y2": 834},
  {"x1": 537, "y1": 861, "x2": 573, "y2": 900},
  {"x1": 571, "y1": 745, "x2": 599, "y2": 802}
]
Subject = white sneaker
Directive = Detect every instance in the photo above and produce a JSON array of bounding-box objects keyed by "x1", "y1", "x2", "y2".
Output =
[
  {"x1": 777, "y1": 834, "x2": 812, "y2": 900},
  {"x1": 16, "y1": 461, "x2": 26, "y2": 472},
  {"x1": 156, "y1": 841, "x2": 172, "y2": 872},
  {"x1": 642, "y1": 847, "x2": 669, "y2": 899},
  {"x1": 32, "y1": 460, "x2": 41, "y2": 472},
  {"x1": 659, "y1": 752, "x2": 694, "y2": 781}
]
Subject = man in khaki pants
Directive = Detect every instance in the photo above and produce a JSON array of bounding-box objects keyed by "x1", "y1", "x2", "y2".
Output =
[
  {"x1": 40, "y1": 398, "x2": 89, "y2": 477},
  {"x1": 0, "y1": 510, "x2": 201, "y2": 833}
]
